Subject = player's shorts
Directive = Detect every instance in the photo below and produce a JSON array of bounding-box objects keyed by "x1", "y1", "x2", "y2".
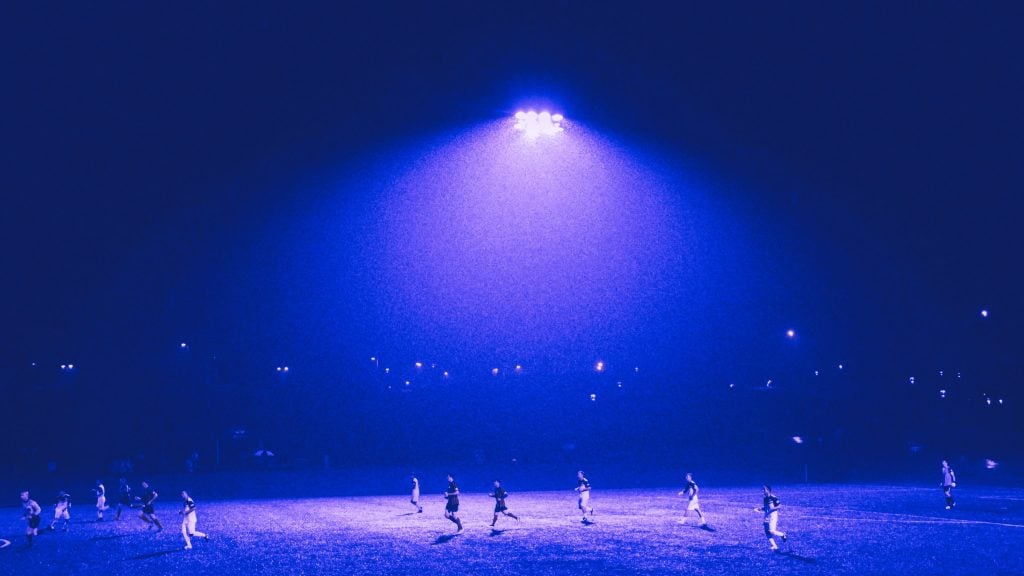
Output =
[
  {"x1": 687, "y1": 497, "x2": 700, "y2": 511},
  {"x1": 119, "y1": 495, "x2": 132, "y2": 505},
  {"x1": 494, "y1": 502, "x2": 508, "y2": 513},
  {"x1": 54, "y1": 505, "x2": 70, "y2": 520},
  {"x1": 29, "y1": 515, "x2": 41, "y2": 529},
  {"x1": 445, "y1": 500, "x2": 459, "y2": 513},
  {"x1": 142, "y1": 504, "x2": 155, "y2": 515},
  {"x1": 578, "y1": 491, "x2": 590, "y2": 508},
  {"x1": 411, "y1": 490, "x2": 420, "y2": 504},
  {"x1": 97, "y1": 495, "x2": 106, "y2": 508}
]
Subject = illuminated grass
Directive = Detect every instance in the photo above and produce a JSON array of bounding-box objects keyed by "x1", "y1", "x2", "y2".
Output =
[{"x1": 2, "y1": 485, "x2": 1022, "y2": 575}]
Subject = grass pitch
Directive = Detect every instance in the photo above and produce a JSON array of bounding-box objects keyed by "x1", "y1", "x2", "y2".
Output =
[{"x1": 3, "y1": 484, "x2": 1023, "y2": 575}]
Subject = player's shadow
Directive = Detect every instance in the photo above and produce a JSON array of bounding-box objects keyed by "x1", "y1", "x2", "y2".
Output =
[
  {"x1": 432, "y1": 534, "x2": 460, "y2": 545},
  {"x1": 778, "y1": 550, "x2": 816, "y2": 564},
  {"x1": 700, "y1": 524, "x2": 717, "y2": 532},
  {"x1": 396, "y1": 512, "x2": 415, "y2": 517},
  {"x1": 488, "y1": 528, "x2": 507, "y2": 536},
  {"x1": 582, "y1": 518, "x2": 595, "y2": 526},
  {"x1": 132, "y1": 548, "x2": 182, "y2": 560}
]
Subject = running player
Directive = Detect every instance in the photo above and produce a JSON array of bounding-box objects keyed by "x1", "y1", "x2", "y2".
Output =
[
  {"x1": 443, "y1": 474, "x2": 463, "y2": 533},
  {"x1": 489, "y1": 479, "x2": 520, "y2": 527},
  {"x1": 755, "y1": 485, "x2": 787, "y2": 551},
  {"x1": 574, "y1": 470, "x2": 594, "y2": 522},
  {"x1": 114, "y1": 477, "x2": 132, "y2": 520},
  {"x1": 49, "y1": 490, "x2": 71, "y2": 531},
  {"x1": 410, "y1": 475, "x2": 423, "y2": 513},
  {"x1": 21, "y1": 491, "x2": 42, "y2": 548},
  {"x1": 93, "y1": 480, "x2": 110, "y2": 521},
  {"x1": 178, "y1": 490, "x2": 209, "y2": 550},
  {"x1": 137, "y1": 481, "x2": 162, "y2": 532},
  {"x1": 677, "y1": 472, "x2": 707, "y2": 527},
  {"x1": 941, "y1": 460, "x2": 957, "y2": 509}
]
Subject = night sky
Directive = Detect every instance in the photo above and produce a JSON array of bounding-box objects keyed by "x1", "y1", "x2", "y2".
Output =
[{"x1": 3, "y1": 2, "x2": 1022, "y2": 478}]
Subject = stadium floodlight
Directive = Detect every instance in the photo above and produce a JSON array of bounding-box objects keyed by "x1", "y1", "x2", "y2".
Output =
[{"x1": 514, "y1": 110, "x2": 564, "y2": 137}]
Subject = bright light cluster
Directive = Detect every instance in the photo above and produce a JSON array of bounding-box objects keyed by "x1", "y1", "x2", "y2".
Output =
[{"x1": 513, "y1": 110, "x2": 564, "y2": 137}]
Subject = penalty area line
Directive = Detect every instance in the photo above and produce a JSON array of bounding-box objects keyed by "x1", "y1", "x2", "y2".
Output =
[{"x1": 804, "y1": 515, "x2": 1024, "y2": 529}]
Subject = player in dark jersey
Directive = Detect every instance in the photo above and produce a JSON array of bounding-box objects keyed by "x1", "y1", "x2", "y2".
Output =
[
  {"x1": 755, "y1": 485, "x2": 787, "y2": 551},
  {"x1": 21, "y1": 491, "x2": 42, "y2": 547},
  {"x1": 178, "y1": 490, "x2": 210, "y2": 550},
  {"x1": 410, "y1": 475, "x2": 423, "y2": 513},
  {"x1": 677, "y1": 472, "x2": 707, "y2": 527},
  {"x1": 489, "y1": 479, "x2": 520, "y2": 527},
  {"x1": 93, "y1": 480, "x2": 110, "y2": 521},
  {"x1": 137, "y1": 481, "x2": 162, "y2": 532},
  {"x1": 115, "y1": 477, "x2": 132, "y2": 520},
  {"x1": 443, "y1": 474, "x2": 464, "y2": 533},
  {"x1": 574, "y1": 470, "x2": 594, "y2": 522},
  {"x1": 941, "y1": 460, "x2": 957, "y2": 509},
  {"x1": 49, "y1": 490, "x2": 71, "y2": 531}
]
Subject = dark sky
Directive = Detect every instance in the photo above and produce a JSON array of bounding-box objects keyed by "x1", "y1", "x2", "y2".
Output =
[{"x1": 2, "y1": 2, "x2": 1022, "y2": 472}]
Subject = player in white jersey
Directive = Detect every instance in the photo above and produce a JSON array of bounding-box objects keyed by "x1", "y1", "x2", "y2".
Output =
[
  {"x1": 93, "y1": 480, "x2": 110, "y2": 521},
  {"x1": 410, "y1": 475, "x2": 423, "y2": 513},
  {"x1": 677, "y1": 472, "x2": 706, "y2": 526},
  {"x1": 574, "y1": 470, "x2": 594, "y2": 522},
  {"x1": 50, "y1": 490, "x2": 71, "y2": 531},
  {"x1": 941, "y1": 460, "x2": 957, "y2": 509},
  {"x1": 178, "y1": 490, "x2": 210, "y2": 550},
  {"x1": 755, "y1": 485, "x2": 787, "y2": 551}
]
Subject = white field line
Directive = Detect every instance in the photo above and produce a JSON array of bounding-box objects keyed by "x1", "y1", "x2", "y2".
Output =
[{"x1": 800, "y1": 512, "x2": 1024, "y2": 529}]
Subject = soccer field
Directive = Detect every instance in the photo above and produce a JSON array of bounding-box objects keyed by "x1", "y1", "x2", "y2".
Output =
[{"x1": 4, "y1": 485, "x2": 1023, "y2": 575}]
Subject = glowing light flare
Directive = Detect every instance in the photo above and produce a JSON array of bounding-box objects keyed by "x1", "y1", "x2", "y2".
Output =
[
  {"x1": 589, "y1": 393, "x2": 597, "y2": 402},
  {"x1": 792, "y1": 436, "x2": 804, "y2": 444},
  {"x1": 786, "y1": 329, "x2": 795, "y2": 339},
  {"x1": 491, "y1": 368, "x2": 500, "y2": 377},
  {"x1": 980, "y1": 309, "x2": 989, "y2": 318},
  {"x1": 513, "y1": 109, "x2": 564, "y2": 138},
  {"x1": 986, "y1": 459, "x2": 999, "y2": 469},
  {"x1": 595, "y1": 361, "x2": 605, "y2": 373}
]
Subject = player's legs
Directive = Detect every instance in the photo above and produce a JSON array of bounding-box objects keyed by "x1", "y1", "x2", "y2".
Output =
[
  {"x1": 502, "y1": 510, "x2": 519, "y2": 521},
  {"x1": 766, "y1": 515, "x2": 786, "y2": 542},
  {"x1": 944, "y1": 486, "x2": 955, "y2": 508},
  {"x1": 182, "y1": 516, "x2": 192, "y2": 549}
]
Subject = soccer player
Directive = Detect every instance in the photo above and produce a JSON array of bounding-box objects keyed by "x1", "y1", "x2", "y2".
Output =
[
  {"x1": 755, "y1": 485, "x2": 787, "y2": 551},
  {"x1": 410, "y1": 475, "x2": 423, "y2": 513},
  {"x1": 114, "y1": 477, "x2": 132, "y2": 520},
  {"x1": 178, "y1": 490, "x2": 209, "y2": 550},
  {"x1": 137, "y1": 481, "x2": 162, "y2": 532},
  {"x1": 941, "y1": 460, "x2": 957, "y2": 509},
  {"x1": 443, "y1": 474, "x2": 463, "y2": 533},
  {"x1": 489, "y1": 479, "x2": 520, "y2": 527},
  {"x1": 677, "y1": 472, "x2": 706, "y2": 527},
  {"x1": 574, "y1": 470, "x2": 594, "y2": 522},
  {"x1": 93, "y1": 480, "x2": 110, "y2": 521},
  {"x1": 49, "y1": 490, "x2": 71, "y2": 531},
  {"x1": 21, "y1": 491, "x2": 42, "y2": 547}
]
